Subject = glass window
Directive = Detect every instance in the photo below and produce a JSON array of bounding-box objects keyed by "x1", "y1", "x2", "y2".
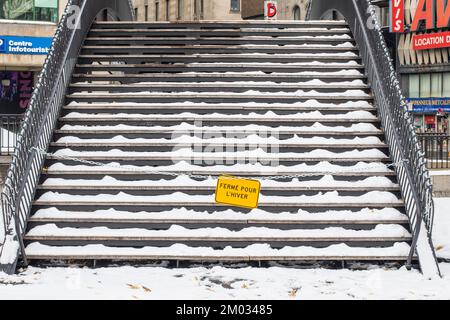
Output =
[
  {"x1": 409, "y1": 74, "x2": 420, "y2": 98},
  {"x1": 431, "y1": 73, "x2": 443, "y2": 97},
  {"x1": 155, "y1": 1, "x2": 159, "y2": 21},
  {"x1": 230, "y1": 0, "x2": 240, "y2": 12},
  {"x1": 145, "y1": 5, "x2": 148, "y2": 21},
  {"x1": 166, "y1": 0, "x2": 169, "y2": 20},
  {"x1": 420, "y1": 73, "x2": 431, "y2": 98},
  {"x1": 444, "y1": 73, "x2": 450, "y2": 96},
  {"x1": 1, "y1": 0, "x2": 58, "y2": 22},
  {"x1": 177, "y1": 0, "x2": 182, "y2": 19},
  {"x1": 293, "y1": 6, "x2": 300, "y2": 20}
]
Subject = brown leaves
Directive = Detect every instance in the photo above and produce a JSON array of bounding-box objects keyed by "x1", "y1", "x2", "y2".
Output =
[{"x1": 126, "y1": 283, "x2": 152, "y2": 293}]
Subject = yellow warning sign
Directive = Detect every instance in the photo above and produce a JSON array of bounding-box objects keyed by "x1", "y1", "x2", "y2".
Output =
[{"x1": 215, "y1": 176, "x2": 261, "y2": 209}]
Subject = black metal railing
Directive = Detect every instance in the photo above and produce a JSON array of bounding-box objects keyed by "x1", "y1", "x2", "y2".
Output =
[
  {"x1": 418, "y1": 134, "x2": 450, "y2": 169},
  {"x1": 0, "y1": 0, "x2": 133, "y2": 274},
  {"x1": 310, "y1": 0, "x2": 440, "y2": 276},
  {"x1": 0, "y1": 115, "x2": 23, "y2": 156}
]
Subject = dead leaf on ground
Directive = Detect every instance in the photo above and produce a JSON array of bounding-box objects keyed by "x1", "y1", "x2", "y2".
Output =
[
  {"x1": 127, "y1": 283, "x2": 141, "y2": 290},
  {"x1": 436, "y1": 245, "x2": 445, "y2": 251},
  {"x1": 142, "y1": 286, "x2": 152, "y2": 293},
  {"x1": 241, "y1": 282, "x2": 249, "y2": 289},
  {"x1": 288, "y1": 288, "x2": 299, "y2": 297}
]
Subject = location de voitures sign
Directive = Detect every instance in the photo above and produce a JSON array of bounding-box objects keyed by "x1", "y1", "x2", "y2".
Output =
[{"x1": 390, "y1": 0, "x2": 450, "y2": 50}]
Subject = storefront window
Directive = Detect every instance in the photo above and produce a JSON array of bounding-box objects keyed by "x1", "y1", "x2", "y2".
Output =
[
  {"x1": 406, "y1": 72, "x2": 450, "y2": 134},
  {"x1": 0, "y1": 0, "x2": 58, "y2": 23},
  {"x1": 409, "y1": 74, "x2": 420, "y2": 98},
  {"x1": 407, "y1": 72, "x2": 450, "y2": 98}
]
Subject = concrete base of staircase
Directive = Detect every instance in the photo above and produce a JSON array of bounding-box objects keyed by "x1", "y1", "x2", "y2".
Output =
[
  {"x1": 431, "y1": 173, "x2": 450, "y2": 198},
  {"x1": 0, "y1": 156, "x2": 12, "y2": 188}
]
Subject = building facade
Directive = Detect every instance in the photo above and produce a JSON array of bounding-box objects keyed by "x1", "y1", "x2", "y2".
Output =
[
  {"x1": 374, "y1": 0, "x2": 450, "y2": 134},
  {"x1": 0, "y1": 0, "x2": 67, "y2": 115},
  {"x1": 132, "y1": 0, "x2": 310, "y2": 21}
]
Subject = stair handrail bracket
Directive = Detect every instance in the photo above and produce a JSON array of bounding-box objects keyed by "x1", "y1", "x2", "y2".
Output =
[
  {"x1": 311, "y1": 0, "x2": 440, "y2": 277},
  {"x1": 0, "y1": 0, "x2": 134, "y2": 274}
]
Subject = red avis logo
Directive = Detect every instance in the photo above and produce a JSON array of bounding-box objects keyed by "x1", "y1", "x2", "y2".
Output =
[
  {"x1": 265, "y1": 1, "x2": 277, "y2": 19},
  {"x1": 390, "y1": 0, "x2": 405, "y2": 32}
]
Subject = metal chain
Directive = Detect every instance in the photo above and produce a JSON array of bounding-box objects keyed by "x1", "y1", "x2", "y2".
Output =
[{"x1": 32, "y1": 147, "x2": 409, "y2": 181}]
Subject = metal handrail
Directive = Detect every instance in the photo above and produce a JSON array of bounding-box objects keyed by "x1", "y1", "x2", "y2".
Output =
[
  {"x1": 0, "y1": 0, "x2": 133, "y2": 274},
  {"x1": 310, "y1": 0, "x2": 440, "y2": 276}
]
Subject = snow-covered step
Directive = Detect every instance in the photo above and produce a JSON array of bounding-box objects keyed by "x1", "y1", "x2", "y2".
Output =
[
  {"x1": 71, "y1": 71, "x2": 366, "y2": 83},
  {"x1": 80, "y1": 44, "x2": 359, "y2": 55},
  {"x1": 32, "y1": 191, "x2": 405, "y2": 211},
  {"x1": 59, "y1": 111, "x2": 378, "y2": 125},
  {"x1": 55, "y1": 123, "x2": 383, "y2": 138},
  {"x1": 91, "y1": 20, "x2": 350, "y2": 28},
  {"x1": 27, "y1": 207, "x2": 409, "y2": 230},
  {"x1": 38, "y1": 175, "x2": 399, "y2": 190},
  {"x1": 74, "y1": 63, "x2": 364, "y2": 73},
  {"x1": 62, "y1": 102, "x2": 375, "y2": 114},
  {"x1": 24, "y1": 224, "x2": 411, "y2": 249},
  {"x1": 68, "y1": 82, "x2": 369, "y2": 94},
  {"x1": 24, "y1": 242, "x2": 413, "y2": 262},
  {"x1": 77, "y1": 54, "x2": 360, "y2": 64},
  {"x1": 42, "y1": 161, "x2": 397, "y2": 177},
  {"x1": 65, "y1": 93, "x2": 372, "y2": 104},
  {"x1": 88, "y1": 28, "x2": 352, "y2": 37},
  {"x1": 83, "y1": 36, "x2": 354, "y2": 46}
]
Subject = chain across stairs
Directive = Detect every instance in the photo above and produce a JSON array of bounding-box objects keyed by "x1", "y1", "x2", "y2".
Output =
[{"x1": 32, "y1": 147, "x2": 409, "y2": 181}]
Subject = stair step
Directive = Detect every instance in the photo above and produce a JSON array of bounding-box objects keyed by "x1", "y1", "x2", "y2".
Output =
[
  {"x1": 65, "y1": 93, "x2": 372, "y2": 105},
  {"x1": 83, "y1": 37, "x2": 354, "y2": 46},
  {"x1": 24, "y1": 223, "x2": 410, "y2": 248},
  {"x1": 68, "y1": 83, "x2": 369, "y2": 94},
  {"x1": 77, "y1": 54, "x2": 359, "y2": 64},
  {"x1": 27, "y1": 206, "x2": 409, "y2": 230},
  {"x1": 50, "y1": 141, "x2": 387, "y2": 149},
  {"x1": 37, "y1": 184, "x2": 400, "y2": 192},
  {"x1": 53, "y1": 130, "x2": 384, "y2": 140},
  {"x1": 62, "y1": 103, "x2": 375, "y2": 114},
  {"x1": 71, "y1": 73, "x2": 366, "y2": 83},
  {"x1": 32, "y1": 201, "x2": 405, "y2": 209},
  {"x1": 74, "y1": 63, "x2": 363, "y2": 73},
  {"x1": 80, "y1": 45, "x2": 359, "y2": 55},
  {"x1": 91, "y1": 21, "x2": 350, "y2": 29},
  {"x1": 24, "y1": 242, "x2": 413, "y2": 262},
  {"x1": 88, "y1": 28, "x2": 352, "y2": 37},
  {"x1": 59, "y1": 117, "x2": 379, "y2": 127}
]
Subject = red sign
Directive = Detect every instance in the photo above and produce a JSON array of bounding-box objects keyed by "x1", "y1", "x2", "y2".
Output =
[
  {"x1": 390, "y1": 0, "x2": 405, "y2": 32},
  {"x1": 425, "y1": 115, "x2": 436, "y2": 125},
  {"x1": 413, "y1": 31, "x2": 450, "y2": 50},
  {"x1": 264, "y1": 1, "x2": 277, "y2": 19},
  {"x1": 411, "y1": 0, "x2": 450, "y2": 32}
]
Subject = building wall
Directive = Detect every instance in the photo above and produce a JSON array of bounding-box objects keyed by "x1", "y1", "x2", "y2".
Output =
[
  {"x1": 0, "y1": 0, "x2": 67, "y2": 71},
  {"x1": 132, "y1": 0, "x2": 310, "y2": 21}
]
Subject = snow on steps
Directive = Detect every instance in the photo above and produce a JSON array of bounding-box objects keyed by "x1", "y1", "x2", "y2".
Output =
[
  {"x1": 25, "y1": 243, "x2": 413, "y2": 262},
  {"x1": 18, "y1": 20, "x2": 423, "y2": 269}
]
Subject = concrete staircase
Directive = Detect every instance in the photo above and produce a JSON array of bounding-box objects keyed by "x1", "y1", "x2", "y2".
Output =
[{"x1": 23, "y1": 21, "x2": 414, "y2": 265}]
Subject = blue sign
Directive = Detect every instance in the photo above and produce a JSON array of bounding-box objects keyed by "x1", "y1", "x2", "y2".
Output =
[
  {"x1": 0, "y1": 37, "x2": 5, "y2": 53},
  {"x1": 406, "y1": 98, "x2": 450, "y2": 113},
  {"x1": 0, "y1": 36, "x2": 52, "y2": 55}
]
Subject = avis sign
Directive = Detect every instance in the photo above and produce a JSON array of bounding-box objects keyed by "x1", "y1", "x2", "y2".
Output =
[
  {"x1": 390, "y1": 0, "x2": 450, "y2": 49},
  {"x1": 264, "y1": 1, "x2": 277, "y2": 20},
  {"x1": 390, "y1": 0, "x2": 405, "y2": 32}
]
